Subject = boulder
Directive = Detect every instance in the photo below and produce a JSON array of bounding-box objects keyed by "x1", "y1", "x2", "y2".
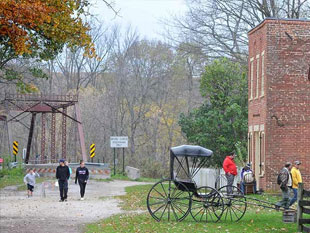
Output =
[{"x1": 125, "y1": 166, "x2": 140, "y2": 180}]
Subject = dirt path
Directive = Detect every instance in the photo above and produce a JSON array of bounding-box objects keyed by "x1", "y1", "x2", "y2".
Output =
[{"x1": 0, "y1": 180, "x2": 151, "y2": 233}]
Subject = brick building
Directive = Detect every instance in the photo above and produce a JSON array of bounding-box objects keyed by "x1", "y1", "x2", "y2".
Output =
[{"x1": 248, "y1": 18, "x2": 310, "y2": 191}]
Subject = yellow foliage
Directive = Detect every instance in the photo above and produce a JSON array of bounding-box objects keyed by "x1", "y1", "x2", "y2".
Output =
[{"x1": 0, "y1": 0, "x2": 95, "y2": 58}]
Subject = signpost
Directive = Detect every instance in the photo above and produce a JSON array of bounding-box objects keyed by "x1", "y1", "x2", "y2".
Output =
[
  {"x1": 110, "y1": 136, "x2": 128, "y2": 175},
  {"x1": 90, "y1": 143, "x2": 95, "y2": 162},
  {"x1": 13, "y1": 141, "x2": 18, "y2": 162}
]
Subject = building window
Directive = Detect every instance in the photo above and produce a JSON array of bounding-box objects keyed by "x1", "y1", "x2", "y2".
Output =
[
  {"x1": 261, "y1": 51, "x2": 265, "y2": 97},
  {"x1": 250, "y1": 58, "x2": 254, "y2": 100},
  {"x1": 259, "y1": 132, "x2": 265, "y2": 176},
  {"x1": 255, "y1": 54, "x2": 260, "y2": 98}
]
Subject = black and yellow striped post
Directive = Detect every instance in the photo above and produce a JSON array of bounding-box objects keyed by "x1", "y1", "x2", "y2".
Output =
[
  {"x1": 13, "y1": 141, "x2": 18, "y2": 162},
  {"x1": 90, "y1": 143, "x2": 95, "y2": 162}
]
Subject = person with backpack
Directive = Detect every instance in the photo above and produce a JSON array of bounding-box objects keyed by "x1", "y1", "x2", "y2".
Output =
[
  {"x1": 223, "y1": 152, "x2": 237, "y2": 194},
  {"x1": 56, "y1": 159, "x2": 70, "y2": 202},
  {"x1": 240, "y1": 163, "x2": 257, "y2": 195},
  {"x1": 275, "y1": 162, "x2": 292, "y2": 210},
  {"x1": 289, "y1": 160, "x2": 302, "y2": 206},
  {"x1": 75, "y1": 160, "x2": 89, "y2": 200}
]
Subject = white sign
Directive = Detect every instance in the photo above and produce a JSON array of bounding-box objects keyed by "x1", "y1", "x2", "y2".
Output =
[
  {"x1": 23, "y1": 148, "x2": 27, "y2": 159},
  {"x1": 110, "y1": 136, "x2": 128, "y2": 148}
]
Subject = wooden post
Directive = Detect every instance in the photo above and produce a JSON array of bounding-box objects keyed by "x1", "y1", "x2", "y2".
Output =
[{"x1": 297, "y1": 183, "x2": 303, "y2": 232}]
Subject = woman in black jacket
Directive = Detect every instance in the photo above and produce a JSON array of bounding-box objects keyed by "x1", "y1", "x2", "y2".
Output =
[{"x1": 75, "y1": 160, "x2": 89, "y2": 200}]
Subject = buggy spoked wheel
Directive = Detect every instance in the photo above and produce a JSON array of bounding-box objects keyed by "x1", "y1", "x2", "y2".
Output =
[
  {"x1": 147, "y1": 179, "x2": 191, "y2": 222},
  {"x1": 218, "y1": 185, "x2": 247, "y2": 222},
  {"x1": 190, "y1": 186, "x2": 224, "y2": 222}
]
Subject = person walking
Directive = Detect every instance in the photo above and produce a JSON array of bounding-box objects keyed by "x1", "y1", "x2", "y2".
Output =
[
  {"x1": 65, "y1": 160, "x2": 72, "y2": 181},
  {"x1": 23, "y1": 169, "x2": 40, "y2": 198},
  {"x1": 289, "y1": 160, "x2": 302, "y2": 206},
  {"x1": 275, "y1": 162, "x2": 292, "y2": 210},
  {"x1": 223, "y1": 152, "x2": 237, "y2": 194},
  {"x1": 75, "y1": 160, "x2": 89, "y2": 200},
  {"x1": 56, "y1": 159, "x2": 70, "y2": 202}
]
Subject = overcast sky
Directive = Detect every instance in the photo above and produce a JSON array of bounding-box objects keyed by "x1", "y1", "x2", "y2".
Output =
[{"x1": 90, "y1": 0, "x2": 187, "y2": 39}]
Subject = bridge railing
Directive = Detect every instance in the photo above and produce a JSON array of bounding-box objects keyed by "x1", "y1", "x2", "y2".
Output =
[{"x1": 4, "y1": 93, "x2": 78, "y2": 102}]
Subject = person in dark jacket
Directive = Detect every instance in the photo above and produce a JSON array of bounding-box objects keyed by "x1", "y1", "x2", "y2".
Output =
[
  {"x1": 56, "y1": 159, "x2": 70, "y2": 202},
  {"x1": 275, "y1": 162, "x2": 292, "y2": 210},
  {"x1": 75, "y1": 160, "x2": 89, "y2": 200}
]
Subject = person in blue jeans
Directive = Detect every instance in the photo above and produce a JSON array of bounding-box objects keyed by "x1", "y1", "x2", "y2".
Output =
[
  {"x1": 275, "y1": 162, "x2": 292, "y2": 210},
  {"x1": 240, "y1": 163, "x2": 257, "y2": 195},
  {"x1": 289, "y1": 161, "x2": 302, "y2": 206}
]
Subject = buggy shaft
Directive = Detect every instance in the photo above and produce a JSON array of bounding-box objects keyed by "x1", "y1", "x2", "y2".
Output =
[{"x1": 225, "y1": 196, "x2": 295, "y2": 211}]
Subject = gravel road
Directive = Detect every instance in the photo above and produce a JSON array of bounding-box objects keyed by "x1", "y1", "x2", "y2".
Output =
[{"x1": 0, "y1": 180, "x2": 150, "y2": 233}]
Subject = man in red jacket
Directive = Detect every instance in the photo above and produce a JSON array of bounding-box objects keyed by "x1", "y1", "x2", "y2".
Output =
[{"x1": 223, "y1": 152, "x2": 237, "y2": 194}]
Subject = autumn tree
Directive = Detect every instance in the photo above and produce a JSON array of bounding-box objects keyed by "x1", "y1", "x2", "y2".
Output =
[{"x1": 0, "y1": 0, "x2": 115, "y2": 92}]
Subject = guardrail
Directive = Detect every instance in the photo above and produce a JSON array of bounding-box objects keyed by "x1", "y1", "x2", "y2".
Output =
[
  {"x1": 4, "y1": 93, "x2": 78, "y2": 102},
  {"x1": 24, "y1": 163, "x2": 111, "y2": 179},
  {"x1": 297, "y1": 183, "x2": 310, "y2": 232}
]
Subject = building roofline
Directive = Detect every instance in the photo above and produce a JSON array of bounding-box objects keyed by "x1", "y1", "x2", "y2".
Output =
[{"x1": 248, "y1": 17, "x2": 310, "y2": 35}]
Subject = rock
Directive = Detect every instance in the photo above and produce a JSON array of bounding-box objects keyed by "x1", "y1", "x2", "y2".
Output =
[{"x1": 125, "y1": 166, "x2": 140, "y2": 180}]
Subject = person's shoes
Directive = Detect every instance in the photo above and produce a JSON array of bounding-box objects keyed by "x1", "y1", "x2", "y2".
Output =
[
  {"x1": 59, "y1": 199, "x2": 63, "y2": 202},
  {"x1": 64, "y1": 199, "x2": 67, "y2": 202},
  {"x1": 80, "y1": 197, "x2": 84, "y2": 201}
]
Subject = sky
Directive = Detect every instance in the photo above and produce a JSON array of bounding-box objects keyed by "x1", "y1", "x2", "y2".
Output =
[{"x1": 89, "y1": 0, "x2": 188, "y2": 39}]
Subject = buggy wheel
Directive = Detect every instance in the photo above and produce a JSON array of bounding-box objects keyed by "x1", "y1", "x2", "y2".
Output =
[
  {"x1": 218, "y1": 185, "x2": 247, "y2": 222},
  {"x1": 190, "y1": 186, "x2": 224, "y2": 222},
  {"x1": 146, "y1": 179, "x2": 191, "y2": 222}
]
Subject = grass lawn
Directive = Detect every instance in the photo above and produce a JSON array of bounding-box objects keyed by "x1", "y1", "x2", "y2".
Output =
[
  {"x1": 86, "y1": 184, "x2": 298, "y2": 233},
  {"x1": 0, "y1": 167, "x2": 49, "y2": 190},
  {"x1": 0, "y1": 167, "x2": 26, "y2": 189}
]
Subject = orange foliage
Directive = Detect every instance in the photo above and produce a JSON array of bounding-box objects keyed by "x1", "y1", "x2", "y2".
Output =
[{"x1": 0, "y1": 0, "x2": 95, "y2": 57}]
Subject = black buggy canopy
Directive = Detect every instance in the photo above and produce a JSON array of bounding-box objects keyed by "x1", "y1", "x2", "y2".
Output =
[
  {"x1": 170, "y1": 145, "x2": 213, "y2": 181},
  {"x1": 170, "y1": 145, "x2": 213, "y2": 157}
]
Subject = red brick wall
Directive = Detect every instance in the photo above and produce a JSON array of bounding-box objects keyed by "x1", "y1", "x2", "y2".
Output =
[{"x1": 248, "y1": 19, "x2": 310, "y2": 191}]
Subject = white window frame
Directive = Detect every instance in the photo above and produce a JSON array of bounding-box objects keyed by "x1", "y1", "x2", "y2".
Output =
[
  {"x1": 248, "y1": 132, "x2": 252, "y2": 164},
  {"x1": 250, "y1": 58, "x2": 254, "y2": 100},
  {"x1": 259, "y1": 131, "x2": 265, "y2": 177},
  {"x1": 260, "y1": 51, "x2": 265, "y2": 97},
  {"x1": 255, "y1": 54, "x2": 260, "y2": 99}
]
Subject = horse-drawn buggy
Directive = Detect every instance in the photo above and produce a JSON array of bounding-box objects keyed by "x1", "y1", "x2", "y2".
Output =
[{"x1": 146, "y1": 145, "x2": 247, "y2": 222}]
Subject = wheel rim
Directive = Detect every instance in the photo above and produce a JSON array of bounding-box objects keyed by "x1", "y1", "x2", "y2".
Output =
[
  {"x1": 147, "y1": 179, "x2": 191, "y2": 222},
  {"x1": 190, "y1": 186, "x2": 224, "y2": 222},
  {"x1": 218, "y1": 185, "x2": 247, "y2": 222}
]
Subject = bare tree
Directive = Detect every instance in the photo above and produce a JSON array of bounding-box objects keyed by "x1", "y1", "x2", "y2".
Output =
[
  {"x1": 168, "y1": 0, "x2": 310, "y2": 64},
  {"x1": 47, "y1": 22, "x2": 117, "y2": 92}
]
